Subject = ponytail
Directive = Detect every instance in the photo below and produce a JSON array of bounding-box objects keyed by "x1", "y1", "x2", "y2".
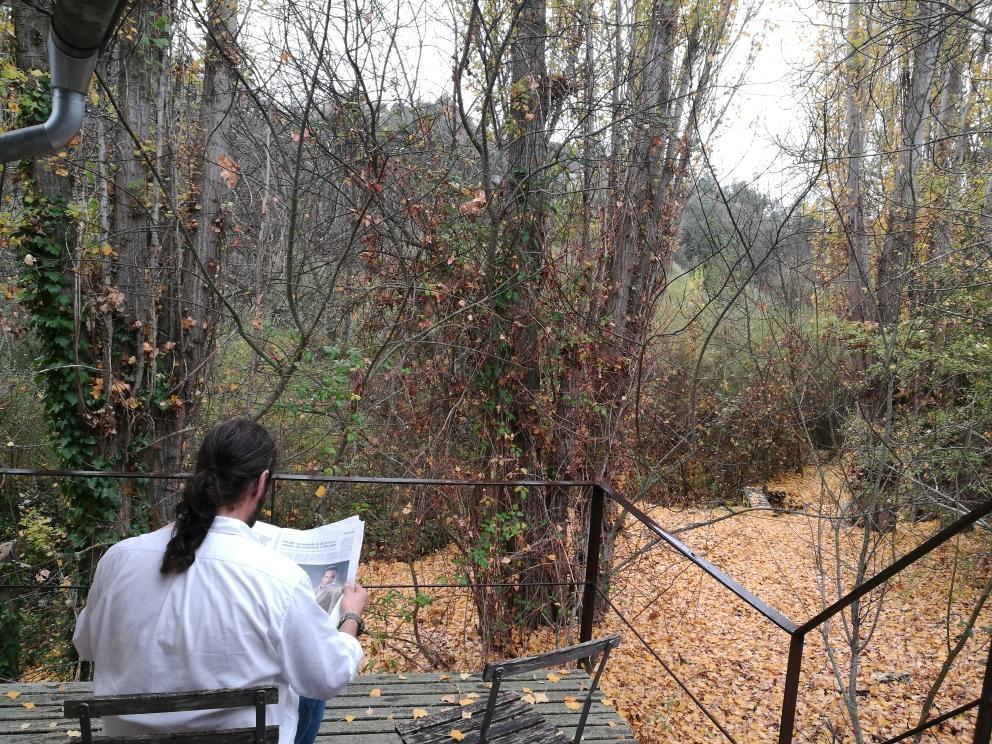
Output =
[{"x1": 161, "y1": 418, "x2": 277, "y2": 575}]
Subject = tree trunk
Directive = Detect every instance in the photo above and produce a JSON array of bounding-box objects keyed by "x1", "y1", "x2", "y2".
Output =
[
  {"x1": 842, "y1": 0, "x2": 871, "y2": 326},
  {"x1": 875, "y1": 2, "x2": 943, "y2": 326}
]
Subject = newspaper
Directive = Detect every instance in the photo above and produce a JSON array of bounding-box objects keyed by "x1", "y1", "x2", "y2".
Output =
[{"x1": 251, "y1": 515, "x2": 364, "y2": 627}]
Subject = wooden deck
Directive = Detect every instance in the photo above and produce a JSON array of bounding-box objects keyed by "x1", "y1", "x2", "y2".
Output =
[{"x1": 0, "y1": 671, "x2": 634, "y2": 742}]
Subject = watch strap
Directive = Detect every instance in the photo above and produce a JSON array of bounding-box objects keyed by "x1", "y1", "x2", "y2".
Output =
[{"x1": 338, "y1": 611, "x2": 364, "y2": 636}]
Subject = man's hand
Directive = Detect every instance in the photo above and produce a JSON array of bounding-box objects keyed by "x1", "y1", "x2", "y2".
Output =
[
  {"x1": 337, "y1": 583, "x2": 368, "y2": 638},
  {"x1": 340, "y1": 582, "x2": 368, "y2": 616}
]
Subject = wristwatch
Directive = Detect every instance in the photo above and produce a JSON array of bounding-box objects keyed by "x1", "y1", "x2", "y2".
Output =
[{"x1": 337, "y1": 611, "x2": 365, "y2": 637}]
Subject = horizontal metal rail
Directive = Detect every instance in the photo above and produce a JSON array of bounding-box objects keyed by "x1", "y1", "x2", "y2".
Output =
[
  {"x1": 0, "y1": 468, "x2": 595, "y2": 488},
  {"x1": 0, "y1": 582, "x2": 582, "y2": 591}
]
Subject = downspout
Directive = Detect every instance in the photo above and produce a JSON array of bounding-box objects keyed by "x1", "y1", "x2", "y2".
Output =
[{"x1": 0, "y1": 0, "x2": 128, "y2": 163}]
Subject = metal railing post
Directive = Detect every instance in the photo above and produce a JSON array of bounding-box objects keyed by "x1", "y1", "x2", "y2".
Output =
[
  {"x1": 254, "y1": 689, "x2": 267, "y2": 744},
  {"x1": 778, "y1": 632, "x2": 805, "y2": 744},
  {"x1": 974, "y1": 637, "x2": 992, "y2": 744},
  {"x1": 269, "y1": 477, "x2": 277, "y2": 523},
  {"x1": 580, "y1": 484, "x2": 605, "y2": 646}
]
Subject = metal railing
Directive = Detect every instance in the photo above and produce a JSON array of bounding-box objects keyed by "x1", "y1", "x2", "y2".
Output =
[{"x1": 1, "y1": 468, "x2": 990, "y2": 742}]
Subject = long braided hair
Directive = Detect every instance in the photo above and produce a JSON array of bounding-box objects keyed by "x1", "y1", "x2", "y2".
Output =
[{"x1": 161, "y1": 418, "x2": 278, "y2": 575}]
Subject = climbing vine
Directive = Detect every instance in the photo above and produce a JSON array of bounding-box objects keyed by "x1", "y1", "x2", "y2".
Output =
[{"x1": 8, "y1": 73, "x2": 121, "y2": 563}]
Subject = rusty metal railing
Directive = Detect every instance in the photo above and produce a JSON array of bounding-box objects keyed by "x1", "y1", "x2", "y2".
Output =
[{"x1": 1, "y1": 468, "x2": 990, "y2": 742}]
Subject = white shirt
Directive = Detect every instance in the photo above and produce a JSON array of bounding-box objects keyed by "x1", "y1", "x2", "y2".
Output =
[{"x1": 73, "y1": 516, "x2": 363, "y2": 744}]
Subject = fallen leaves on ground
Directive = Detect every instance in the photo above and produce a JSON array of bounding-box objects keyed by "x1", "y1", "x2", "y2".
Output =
[{"x1": 356, "y1": 467, "x2": 991, "y2": 742}]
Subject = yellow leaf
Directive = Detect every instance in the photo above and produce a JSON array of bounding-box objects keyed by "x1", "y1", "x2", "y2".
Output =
[
  {"x1": 344, "y1": 714, "x2": 355, "y2": 723},
  {"x1": 522, "y1": 687, "x2": 532, "y2": 693},
  {"x1": 459, "y1": 672, "x2": 470, "y2": 680},
  {"x1": 6, "y1": 690, "x2": 21, "y2": 700},
  {"x1": 458, "y1": 698, "x2": 473, "y2": 706},
  {"x1": 412, "y1": 708, "x2": 428, "y2": 719},
  {"x1": 315, "y1": 484, "x2": 327, "y2": 498},
  {"x1": 564, "y1": 699, "x2": 581, "y2": 712},
  {"x1": 449, "y1": 730, "x2": 466, "y2": 741},
  {"x1": 547, "y1": 673, "x2": 560, "y2": 683},
  {"x1": 100, "y1": 244, "x2": 113, "y2": 256},
  {"x1": 600, "y1": 698, "x2": 613, "y2": 707},
  {"x1": 22, "y1": 702, "x2": 34, "y2": 710}
]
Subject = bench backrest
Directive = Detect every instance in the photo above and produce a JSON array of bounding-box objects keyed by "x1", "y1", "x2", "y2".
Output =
[{"x1": 62, "y1": 686, "x2": 279, "y2": 744}]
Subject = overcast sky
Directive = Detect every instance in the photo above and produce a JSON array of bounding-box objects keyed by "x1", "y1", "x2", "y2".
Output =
[
  {"x1": 707, "y1": 0, "x2": 822, "y2": 195},
  {"x1": 240, "y1": 0, "x2": 822, "y2": 199}
]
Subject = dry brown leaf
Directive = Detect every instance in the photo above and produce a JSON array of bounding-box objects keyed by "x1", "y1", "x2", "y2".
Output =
[
  {"x1": 369, "y1": 688, "x2": 381, "y2": 698},
  {"x1": 412, "y1": 708, "x2": 428, "y2": 719},
  {"x1": 217, "y1": 154, "x2": 240, "y2": 189},
  {"x1": 449, "y1": 729, "x2": 466, "y2": 741}
]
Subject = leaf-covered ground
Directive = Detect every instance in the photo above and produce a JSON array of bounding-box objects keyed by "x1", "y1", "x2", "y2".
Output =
[{"x1": 361, "y1": 469, "x2": 992, "y2": 742}]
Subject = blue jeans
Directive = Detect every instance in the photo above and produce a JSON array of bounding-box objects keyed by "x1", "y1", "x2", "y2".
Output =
[{"x1": 295, "y1": 696, "x2": 325, "y2": 744}]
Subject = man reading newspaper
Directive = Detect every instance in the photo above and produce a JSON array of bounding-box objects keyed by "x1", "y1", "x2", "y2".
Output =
[{"x1": 73, "y1": 418, "x2": 368, "y2": 744}]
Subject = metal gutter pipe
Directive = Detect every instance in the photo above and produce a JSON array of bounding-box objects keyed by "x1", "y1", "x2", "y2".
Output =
[{"x1": 0, "y1": 0, "x2": 127, "y2": 163}]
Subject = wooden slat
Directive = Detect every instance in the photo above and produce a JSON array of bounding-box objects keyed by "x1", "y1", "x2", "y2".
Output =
[
  {"x1": 395, "y1": 692, "x2": 521, "y2": 737},
  {"x1": 96, "y1": 725, "x2": 278, "y2": 743},
  {"x1": 395, "y1": 691, "x2": 573, "y2": 744},
  {"x1": 63, "y1": 687, "x2": 278, "y2": 717}
]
